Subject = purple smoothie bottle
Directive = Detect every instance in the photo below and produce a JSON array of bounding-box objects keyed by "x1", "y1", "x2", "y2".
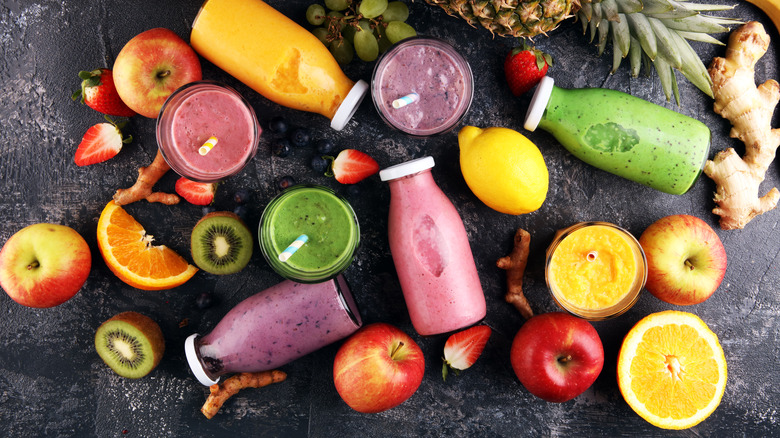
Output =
[{"x1": 185, "y1": 275, "x2": 362, "y2": 385}]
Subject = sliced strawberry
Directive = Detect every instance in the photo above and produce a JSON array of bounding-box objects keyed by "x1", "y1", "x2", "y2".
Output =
[
  {"x1": 175, "y1": 177, "x2": 217, "y2": 206},
  {"x1": 504, "y1": 41, "x2": 552, "y2": 97},
  {"x1": 72, "y1": 69, "x2": 136, "y2": 117},
  {"x1": 442, "y1": 325, "x2": 492, "y2": 381},
  {"x1": 74, "y1": 119, "x2": 131, "y2": 166},
  {"x1": 327, "y1": 149, "x2": 379, "y2": 184}
]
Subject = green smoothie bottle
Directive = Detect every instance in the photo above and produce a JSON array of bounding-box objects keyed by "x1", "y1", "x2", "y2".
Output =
[{"x1": 524, "y1": 76, "x2": 710, "y2": 195}]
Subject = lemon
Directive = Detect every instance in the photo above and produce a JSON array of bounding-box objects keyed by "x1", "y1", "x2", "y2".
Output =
[{"x1": 458, "y1": 126, "x2": 548, "y2": 215}]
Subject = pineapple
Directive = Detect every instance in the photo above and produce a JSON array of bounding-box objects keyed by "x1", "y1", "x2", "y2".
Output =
[{"x1": 424, "y1": 0, "x2": 742, "y2": 104}]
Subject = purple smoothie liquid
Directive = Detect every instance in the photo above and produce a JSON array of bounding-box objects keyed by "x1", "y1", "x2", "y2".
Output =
[
  {"x1": 372, "y1": 37, "x2": 473, "y2": 136},
  {"x1": 194, "y1": 276, "x2": 361, "y2": 378}
]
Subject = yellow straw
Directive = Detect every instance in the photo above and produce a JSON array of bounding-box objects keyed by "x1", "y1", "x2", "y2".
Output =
[{"x1": 199, "y1": 136, "x2": 219, "y2": 156}]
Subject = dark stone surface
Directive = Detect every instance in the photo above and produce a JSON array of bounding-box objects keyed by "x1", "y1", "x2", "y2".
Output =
[{"x1": 1, "y1": 1, "x2": 778, "y2": 437}]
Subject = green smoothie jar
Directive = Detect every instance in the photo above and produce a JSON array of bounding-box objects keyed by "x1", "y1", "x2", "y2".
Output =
[
  {"x1": 259, "y1": 185, "x2": 360, "y2": 283},
  {"x1": 524, "y1": 76, "x2": 710, "y2": 195}
]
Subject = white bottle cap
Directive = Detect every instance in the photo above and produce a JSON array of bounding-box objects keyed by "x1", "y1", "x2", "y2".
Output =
[
  {"x1": 185, "y1": 333, "x2": 220, "y2": 386},
  {"x1": 330, "y1": 79, "x2": 369, "y2": 131},
  {"x1": 379, "y1": 156, "x2": 435, "y2": 181},
  {"x1": 524, "y1": 76, "x2": 555, "y2": 132}
]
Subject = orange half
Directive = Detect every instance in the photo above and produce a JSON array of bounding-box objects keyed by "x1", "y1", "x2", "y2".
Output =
[
  {"x1": 97, "y1": 201, "x2": 197, "y2": 290},
  {"x1": 617, "y1": 310, "x2": 727, "y2": 430}
]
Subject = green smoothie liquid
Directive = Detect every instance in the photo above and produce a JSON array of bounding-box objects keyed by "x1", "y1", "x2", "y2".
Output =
[
  {"x1": 525, "y1": 77, "x2": 710, "y2": 195},
  {"x1": 260, "y1": 185, "x2": 359, "y2": 283}
]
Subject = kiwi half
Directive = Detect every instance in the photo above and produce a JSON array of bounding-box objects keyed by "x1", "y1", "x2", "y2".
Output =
[
  {"x1": 94, "y1": 311, "x2": 165, "y2": 379},
  {"x1": 191, "y1": 211, "x2": 253, "y2": 275}
]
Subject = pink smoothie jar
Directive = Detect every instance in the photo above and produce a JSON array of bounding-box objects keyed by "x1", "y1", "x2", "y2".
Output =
[
  {"x1": 371, "y1": 37, "x2": 474, "y2": 137},
  {"x1": 185, "y1": 275, "x2": 362, "y2": 385},
  {"x1": 157, "y1": 80, "x2": 260, "y2": 183},
  {"x1": 380, "y1": 156, "x2": 486, "y2": 336}
]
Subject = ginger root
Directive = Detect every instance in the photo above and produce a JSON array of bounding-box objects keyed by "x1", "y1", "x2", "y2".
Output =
[
  {"x1": 497, "y1": 228, "x2": 533, "y2": 319},
  {"x1": 704, "y1": 21, "x2": 780, "y2": 230},
  {"x1": 201, "y1": 370, "x2": 287, "y2": 419},
  {"x1": 113, "y1": 149, "x2": 180, "y2": 206}
]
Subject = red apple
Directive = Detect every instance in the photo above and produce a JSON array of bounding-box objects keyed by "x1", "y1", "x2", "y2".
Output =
[
  {"x1": 510, "y1": 312, "x2": 604, "y2": 403},
  {"x1": 112, "y1": 28, "x2": 202, "y2": 118},
  {"x1": 0, "y1": 224, "x2": 91, "y2": 308},
  {"x1": 639, "y1": 214, "x2": 727, "y2": 306},
  {"x1": 333, "y1": 323, "x2": 425, "y2": 413}
]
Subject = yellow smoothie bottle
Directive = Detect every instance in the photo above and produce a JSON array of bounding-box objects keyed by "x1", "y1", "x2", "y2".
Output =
[{"x1": 191, "y1": 0, "x2": 368, "y2": 130}]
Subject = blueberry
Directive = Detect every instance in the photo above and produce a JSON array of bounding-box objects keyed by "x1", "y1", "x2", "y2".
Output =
[
  {"x1": 271, "y1": 139, "x2": 291, "y2": 158},
  {"x1": 195, "y1": 292, "x2": 215, "y2": 310},
  {"x1": 233, "y1": 205, "x2": 249, "y2": 221},
  {"x1": 201, "y1": 206, "x2": 216, "y2": 216},
  {"x1": 233, "y1": 188, "x2": 251, "y2": 205},
  {"x1": 310, "y1": 155, "x2": 329, "y2": 174},
  {"x1": 268, "y1": 116, "x2": 288, "y2": 134},
  {"x1": 288, "y1": 127, "x2": 311, "y2": 148},
  {"x1": 277, "y1": 175, "x2": 296, "y2": 190},
  {"x1": 315, "y1": 138, "x2": 335, "y2": 155}
]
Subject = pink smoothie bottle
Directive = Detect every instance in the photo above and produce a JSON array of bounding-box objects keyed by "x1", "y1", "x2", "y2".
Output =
[
  {"x1": 184, "y1": 275, "x2": 362, "y2": 385},
  {"x1": 379, "y1": 156, "x2": 486, "y2": 336}
]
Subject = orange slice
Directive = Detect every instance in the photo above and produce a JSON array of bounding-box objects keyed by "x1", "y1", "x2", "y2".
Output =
[
  {"x1": 97, "y1": 201, "x2": 197, "y2": 290},
  {"x1": 617, "y1": 310, "x2": 727, "y2": 430}
]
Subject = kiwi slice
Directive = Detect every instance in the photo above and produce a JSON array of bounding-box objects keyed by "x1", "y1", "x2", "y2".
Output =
[
  {"x1": 191, "y1": 211, "x2": 253, "y2": 275},
  {"x1": 94, "y1": 311, "x2": 165, "y2": 379}
]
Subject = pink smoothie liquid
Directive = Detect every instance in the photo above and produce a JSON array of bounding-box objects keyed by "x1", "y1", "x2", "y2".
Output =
[
  {"x1": 185, "y1": 275, "x2": 361, "y2": 385},
  {"x1": 372, "y1": 37, "x2": 473, "y2": 137},
  {"x1": 157, "y1": 81, "x2": 260, "y2": 182},
  {"x1": 380, "y1": 157, "x2": 486, "y2": 336}
]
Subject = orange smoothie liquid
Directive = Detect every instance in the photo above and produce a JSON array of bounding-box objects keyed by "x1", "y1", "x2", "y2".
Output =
[
  {"x1": 546, "y1": 223, "x2": 645, "y2": 319},
  {"x1": 191, "y1": 0, "x2": 360, "y2": 122}
]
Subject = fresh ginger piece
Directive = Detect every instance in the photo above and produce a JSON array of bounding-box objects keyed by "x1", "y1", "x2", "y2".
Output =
[
  {"x1": 113, "y1": 149, "x2": 180, "y2": 206},
  {"x1": 705, "y1": 21, "x2": 780, "y2": 230},
  {"x1": 201, "y1": 370, "x2": 287, "y2": 419},
  {"x1": 497, "y1": 228, "x2": 533, "y2": 319}
]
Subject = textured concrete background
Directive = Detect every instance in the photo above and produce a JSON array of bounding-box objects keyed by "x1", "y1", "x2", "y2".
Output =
[{"x1": 0, "y1": 1, "x2": 778, "y2": 437}]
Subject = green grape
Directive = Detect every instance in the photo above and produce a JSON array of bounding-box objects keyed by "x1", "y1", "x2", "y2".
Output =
[
  {"x1": 374, "y1": 24, "x2": 393, "y2": 53},
  {"x1": 358, "y1": 19, "x2": 372, "y2": 32},
  {"x1": 327, "y1": 11, "x2": 346, "y2": 32},
  {"x1": 329, "y1": 38, "x2": 354, "y2": 65},
  {"x1": 306, "y1": 4, "x2": 326, "y2": 26},
  {"x1": 358, "y1": 0, "x2": 388, "y2": 19},
  {"x1": 353, "y1": 28, "x2": 379, "y2": 62},
  {"x1": 343, "y1": 23, "x2": 357, "y2": 42},
  {"x1": 311, "y1": 27, "x2": 330, "y2": 46},
  {"x1": 381, "y1": 1, "x2": 408, "y2": 22},
  {"x1": 325, "y1": 0, "x2": 351, "y2": 11},
  {"x1": 385, "y1": 21, "x2": 416, "y2": 44}
]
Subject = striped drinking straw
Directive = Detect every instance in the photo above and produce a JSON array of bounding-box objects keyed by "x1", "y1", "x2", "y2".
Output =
[
  {"x1": 278, "y1": 234, "x2": 309, "y2": 262},
  {"x1": 198, "y1": 136, "x2": 219, "y2": 156},
  {"x1": 392, "y1": 92, "x2": 419, "y2": 109}
]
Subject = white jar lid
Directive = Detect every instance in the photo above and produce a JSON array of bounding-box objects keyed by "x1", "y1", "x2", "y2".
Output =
[
  {"x1": 524, "y1": 76, "x2": 554, "y2": 132},
  {"x1": 184, "y1": 333, "x2": 220, "y2": 386},
  {"x1": 330, "y1": 80, "x2": 369, "y2": 131},
  {"x1": 379, "y1": 156, "x2": 435, "y2": 181}
]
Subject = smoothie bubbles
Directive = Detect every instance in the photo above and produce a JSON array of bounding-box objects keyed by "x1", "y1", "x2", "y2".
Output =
[
  {"x1": 380, "y1": 157, "x2": 486, "y2": 336},
  {"x1": 190, "y1": 0, "x2": 368, "y2": 130},
  {"x1": 525, "y1": 76, "x2": 711, "y2": 195},
  {"x1": 157, "y1": 81, "x2": 260, "y2": 182},
  {"x1": 371, "y1": 37, "x2": 474, "y2": 137}
]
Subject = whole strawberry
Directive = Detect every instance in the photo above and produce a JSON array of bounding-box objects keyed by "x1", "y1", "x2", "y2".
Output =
[
  {"x1": 72, "y1": 69, "x2": 136, "y2": 117},
  {"x1": 504, "y1": 42, "x2": 552, "y2": 97}
]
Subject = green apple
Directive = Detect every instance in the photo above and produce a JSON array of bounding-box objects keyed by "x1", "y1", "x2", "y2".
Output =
[
  {"x1": 0, "y1": 223, "x2": 91, "y2": 308},
  {"x1": 639, "y1": 214, "x2": 727, "y2": 306},
  {"x1": 112, "y1": 28, "x2": 202, "y2": 118}
]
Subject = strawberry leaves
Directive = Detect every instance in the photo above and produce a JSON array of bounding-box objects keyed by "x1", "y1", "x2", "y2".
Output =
[
  {"x1": 72, "y1": 68, "x2": 136, "y2": 117},
  {"x1": 442, "y1": 325, "x2": 492, "y2": 381}
]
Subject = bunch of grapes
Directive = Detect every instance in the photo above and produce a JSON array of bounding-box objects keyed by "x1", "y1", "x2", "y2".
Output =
[{"x1": 306, "y1": 0, "x2": 417, "y2": 64}]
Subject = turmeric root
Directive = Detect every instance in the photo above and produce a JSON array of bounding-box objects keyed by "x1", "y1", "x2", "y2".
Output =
[
  {"x1": 201, "y1": 370, "x2": 287, "y2": 419},
  {"x1": 704, "y1": 21, "x2": 780, "y2": 230},
  {"x1": 497, "y1": 228, "x2": 533, "y2": 319},
  {"x1": 113, "y1": 149, "x2": 180, "y2": 206}
]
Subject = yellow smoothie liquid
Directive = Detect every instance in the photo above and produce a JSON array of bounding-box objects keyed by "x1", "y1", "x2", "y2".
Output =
[
  {"x1": 191, "y1": 0, "x2": 367, "y2": 129},
  {"x1": 546, "y1": 223, "x2": 646, "y2": 319}
]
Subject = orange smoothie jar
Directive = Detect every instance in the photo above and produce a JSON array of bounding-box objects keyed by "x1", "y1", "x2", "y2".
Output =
[
  {"x1": 190, "y1": 0, "x2": 368, "y2": 130},
  {"x1": 545, "y1": 222, "x2": 647, "y2": 320}
]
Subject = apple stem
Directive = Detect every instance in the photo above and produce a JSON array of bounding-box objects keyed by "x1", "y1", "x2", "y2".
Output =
[
  {"x1": 684, "y1": 259, "x2": 695, "y2": 271},
  {"x1": 27, "y1": 261, "x2": 39, "y2": 270},
  {"x1": 390, "y1": 341, "x2": 405, "y2": 359},
  {"x1": 558, "y1": 354, "x2": 572, "y2": 365},
  {"x1": 158, "y1": 70, "x2": 172, "y2": 79}
]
